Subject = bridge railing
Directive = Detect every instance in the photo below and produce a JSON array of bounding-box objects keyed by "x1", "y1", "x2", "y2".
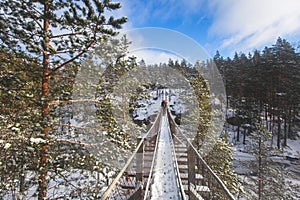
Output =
[
  {"x1": 169, "y1": 118, "x2": 188, "y2": 200},
  {"x1": 101, "y1": 109, "x2": 163, "y2": 200},
  {"x1": 167, "y1": 110, "x2": 236, "y2": 200},
  {"x1": 142, "y1": 119, "x2": 161, "y2": 200}
]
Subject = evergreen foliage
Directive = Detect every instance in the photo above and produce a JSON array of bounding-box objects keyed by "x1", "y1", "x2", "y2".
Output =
[
  {"x1": 214, "y1": 38, "x2": 300, "y2": 199},
  {"x1": 1, "y1": 1, "x2": 298, "y2": 198},
  {"x1": 0, "y1": 48, "x2": 42, "y2": 198},
  {"x1": 214, "y1": 37, "x2": 300, "y2": 148},
  {"x1": 160, "y1": 59, "x2": 241, "y2": 195},
  {"x1": 242, "y1": 126, "x2": 296, "y2": 199},
  {"x1": 206, "y1": 132, "x2": 240, "y2": 195},
  {"x1": 0, "y1": 0, "x2": 127, "y2": 199}
]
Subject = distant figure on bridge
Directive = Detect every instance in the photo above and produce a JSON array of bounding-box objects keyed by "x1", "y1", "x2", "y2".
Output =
[{"x1": 161, "y1": 99, "x2": 167, "y2": 109}]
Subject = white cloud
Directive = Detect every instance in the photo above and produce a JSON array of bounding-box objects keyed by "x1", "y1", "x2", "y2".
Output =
[
  {"x1": 117, "y1": 0, "x2": 300, "y2": 57},
  {"x1": 123, "y1": 28, "x2": 211, "y2": 64},
  {"x1": 208, "y1": 0, "x2": 300, "y2": 54},
  {"x1": 128, "y1": 49, "x2": 182, "y2": 65}
]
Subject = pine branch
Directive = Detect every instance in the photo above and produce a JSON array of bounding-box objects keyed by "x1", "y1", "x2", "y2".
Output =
[
  {"x1": 50, "y1": 39, "x2": 95, "y2": 74},
  {"x1": 50, "y1": 32, "x2": 85, "y2": 39},
  {"x1": 52, "y1": 75, "x2": 75, "y2": 80},
  {"x1": 0, "y1": 30, "x2": 43, "y2": 52},
  {"x1": 26, "y1": 7, "x2": 43, "y2": 30},
  {"x1": 49, "y1": 50, "x2": 75, "y2": 56}
]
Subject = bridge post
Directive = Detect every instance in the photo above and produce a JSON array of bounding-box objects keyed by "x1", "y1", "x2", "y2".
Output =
[
  {"x1": 136, "y1": 136, "x2": 144, "y2": 183},
  {"x1": 187, "y1": 144, "x2": 196, "y2": 200}
]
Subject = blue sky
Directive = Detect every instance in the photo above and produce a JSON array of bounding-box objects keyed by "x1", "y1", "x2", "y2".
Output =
[{"x1": 115, "y1": 0, "x2": 300, "y2": 60}]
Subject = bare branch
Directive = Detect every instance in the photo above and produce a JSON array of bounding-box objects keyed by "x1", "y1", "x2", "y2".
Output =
[
  {"x1": 54, "y1": 139, "x2": 95, "y2": 147},
  {"x1": 49, "y1": 99, "x2": 99, "y2": 106},
  {"x1": 56, "y1": 171, "x2": 82, "y2": 190},
  {"x1": 56, "y1": 124, "x2": 86, "y2": 130}
]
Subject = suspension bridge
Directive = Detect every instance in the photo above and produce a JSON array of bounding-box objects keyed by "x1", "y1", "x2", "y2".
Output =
[{"x1": 101, "y1": 106, "x2": 235, "y2": 200}]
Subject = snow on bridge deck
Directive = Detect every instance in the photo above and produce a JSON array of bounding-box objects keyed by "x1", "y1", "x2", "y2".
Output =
[{"x1": 150, "y1": 114, "x2": 181, "y2": 199}]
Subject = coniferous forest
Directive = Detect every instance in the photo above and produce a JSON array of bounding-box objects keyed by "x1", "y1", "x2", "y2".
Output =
[
  {"x1": 213, "y1": 37, "x2": 300, "y2": 199},
  {"x1": 214, "y1": 37, "x2": 299, "y2": 149},
  {"x1": 0, "y1": 0, "x2": 299, "y2": 199}
]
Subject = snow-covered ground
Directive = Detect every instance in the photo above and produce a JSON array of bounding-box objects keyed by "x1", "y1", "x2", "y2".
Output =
[
  {"x1": 133, "y1": 90, "x2": 162, "y2": 121},
  {"x1": 230, "y1": 128, "x2": 300, "y2": 199},
  {"x1": 285, "y1": 138, "x2": 300, "y2": 159},
  {"x1": 150, "y1": 114, "x2": 181, "y2": 199},
  {"x1": 134, "y1": 88, "x2": 300, "y2": 199},
  {"x1": 133, "y1": 89, "x2": 185, "y2": 123}
]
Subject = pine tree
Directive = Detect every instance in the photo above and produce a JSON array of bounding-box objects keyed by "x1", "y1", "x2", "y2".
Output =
[
  {"x1": 244, "y1": 126, "x2": 294, "y2": 200},
  {"x1": 213, "y1": 38, "x2": 300, "y2": 199},
  {"x1": 0, "y1": 1, "x2": 126, "y2": 199}
]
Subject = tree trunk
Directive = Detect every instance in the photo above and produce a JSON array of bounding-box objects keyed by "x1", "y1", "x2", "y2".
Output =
[
  {"x1": 39, "y1": 70, "x2": 50, "y2": 200},
  {"x1": 20, "y1": 148, "x2": 25, "y2": 193},
  {"x1": 288, "y1": 107, "x2": 292, "y2": 138},
  {"x1": 265, "y1": 105, "x2": 268, "y2": 130},
  {"x1": 38, "y1": 1, "x2": 50, "y2": 199},
  {"x1": 237, "y1": 126, "x2": 240, "y2": 142},
  {"x1": 243, "y1": 129, "x2": 246, "y2": 144},
  {"x1": 283, "y1": 114, "x2": 287, "y2": 147},
  {"x1": 270, "y1": 110, "x2": 274, "y2": 147},
  {"x1": 272, "y1": 110, "x2": 275, "y2": 138},
  {"x1": 292, "y1": 105, "x2": 296, "y2": 127},
  {"x1": 277, "y1": 112, "x2": 281, "y2": 149},
  {"x1": 269, "y1": 107, "x2": 273, "y2": 132},
  {"x1": 258, "y1": 135, "x2": 262, "y2": 200}
]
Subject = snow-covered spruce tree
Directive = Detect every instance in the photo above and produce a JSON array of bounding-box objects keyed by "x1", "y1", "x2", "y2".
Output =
[
  {"x1": 243, "y1": 125, "x2": 294, "y2": 200},
  {"x1": 204, "y1": 133, "x2": 240, "y2": 198},
  {"x1": 187, "y1": 66, "x2": 241, "y2": 196},
  {"x1": 0, "y1": 0, "x2": 126, "y2": 199}
]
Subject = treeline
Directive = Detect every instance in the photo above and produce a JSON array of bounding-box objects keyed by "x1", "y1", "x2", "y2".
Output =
[{"x1": 214, "y1": 37, "x2": 300, "y2": 148}]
